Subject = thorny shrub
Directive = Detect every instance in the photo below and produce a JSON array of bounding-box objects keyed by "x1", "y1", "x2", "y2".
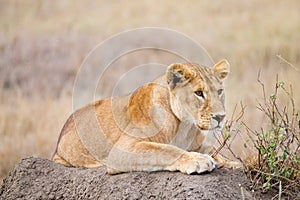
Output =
[{"x1": 213, "y1": 72, "x2": 299, "y2": 199}]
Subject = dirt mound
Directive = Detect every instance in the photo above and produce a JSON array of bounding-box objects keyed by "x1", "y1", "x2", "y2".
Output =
[{"x1": 1, "y1": 157, "x2": 273, "y2": 199}]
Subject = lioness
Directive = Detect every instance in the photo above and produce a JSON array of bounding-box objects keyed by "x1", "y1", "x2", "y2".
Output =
[{"x1": 52, "y1": 60, "x2": 239, "y2": 174}]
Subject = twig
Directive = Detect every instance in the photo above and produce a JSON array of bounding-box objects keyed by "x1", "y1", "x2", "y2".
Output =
[
  {"x1": 251, "y1": 169, "x2": 300, "y2": 187},
  {"x1": 278, "y1": 181, "x2": 282, "y2": 200},
  {"x1": 277, "y1": 54, "x2": 300, "y2": 73},
  {"x1": 257, "y1": 68, "x2": 267, "y2": 105},
  {"x1": 239, "y1": 184, "x2": 245, "y2": 200}
]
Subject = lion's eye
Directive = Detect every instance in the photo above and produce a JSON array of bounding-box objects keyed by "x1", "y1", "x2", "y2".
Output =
[
  {"x1": 217, "y1": 89, "x2": 223, "y2": 96},
  {"x1": 194, "y1": 90, "x2": 204, "y2": 98}
]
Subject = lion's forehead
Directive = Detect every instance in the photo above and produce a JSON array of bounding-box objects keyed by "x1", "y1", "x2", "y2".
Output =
[{"x1": 187, "y1": 64, "x2": 223, "y2": 92}]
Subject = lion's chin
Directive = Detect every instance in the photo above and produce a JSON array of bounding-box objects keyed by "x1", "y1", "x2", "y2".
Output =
[{"x1": 196, "y1": 122, "x2": 224, "y2": 131}]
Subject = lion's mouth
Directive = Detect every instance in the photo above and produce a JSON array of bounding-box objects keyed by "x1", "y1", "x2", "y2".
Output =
[
  {"x1": 197, "y1": 124, "x2": 222, "y2": 131},
  {"x1": 196, "y1": 124, "x2": 210, "y2": 131}
]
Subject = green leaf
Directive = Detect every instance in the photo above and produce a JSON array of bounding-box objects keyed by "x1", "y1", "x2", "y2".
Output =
[
  {"x1": 270, "y1": 94, "x2": 276, "y2": 100},
  {"x1": 282, "y1": 152, "x2": 287, "y2": 160},
  {"x1": 260, "y1": 146, "x2": 266, "y2": 154},
  {"x1": 262, "y1": 181, "x2": 272, "y2": 189},
  {"x1": 276, "y1": 81, "x2": 285, "y2": 88}
]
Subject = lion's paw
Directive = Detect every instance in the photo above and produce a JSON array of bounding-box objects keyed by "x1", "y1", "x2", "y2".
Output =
[
  {"x1": 221, "y1": 161, "x2": 242, "y2": 169},
  {"x1": 169, "y1": 152, "x2": 216, "y2": 174}
]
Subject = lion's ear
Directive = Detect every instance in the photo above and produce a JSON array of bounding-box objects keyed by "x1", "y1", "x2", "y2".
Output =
[
  {"x1": 213, "y1": 59, "x2": 230, "y2": 81},
  {"x1": 166, "y1": 63, "x2": 194, "y2": 89}
]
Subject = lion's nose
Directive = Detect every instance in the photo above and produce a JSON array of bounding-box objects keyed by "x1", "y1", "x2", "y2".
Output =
[{"x1": 212, "y1": 114, "x2": 225, "y2": 123}]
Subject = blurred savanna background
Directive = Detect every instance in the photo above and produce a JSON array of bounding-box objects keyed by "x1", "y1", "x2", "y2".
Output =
[{"x1": 0, "y1": 0, "x2": 299, "y2": 184}]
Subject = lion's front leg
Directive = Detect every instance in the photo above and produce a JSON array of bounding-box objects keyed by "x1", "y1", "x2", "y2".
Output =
[{"x1": 105, "y1": 136, "x2": 216, "y2": 174}]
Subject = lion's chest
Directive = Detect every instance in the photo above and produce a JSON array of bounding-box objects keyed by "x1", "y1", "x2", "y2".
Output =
[
  {"x1": 196, "y1": 130, "x2": 221, "y2": 154},
  {"x1": 170, "y1": 122, "x2": 205, "y2": 151}
]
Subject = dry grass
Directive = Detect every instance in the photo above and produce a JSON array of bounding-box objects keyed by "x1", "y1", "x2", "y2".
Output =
[
  {"x1": 0, "y1": 0, "x2": 300, "y2": 184},
  {"x1": 0, "y1": 90, "x2": 71, "y2": 182}
]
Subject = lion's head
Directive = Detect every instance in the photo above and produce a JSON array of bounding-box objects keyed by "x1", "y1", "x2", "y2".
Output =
[{"x1": 166, "y1": 60, "x2": 230, "y2": 131}]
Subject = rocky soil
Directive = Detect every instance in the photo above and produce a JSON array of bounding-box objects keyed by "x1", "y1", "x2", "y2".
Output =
[{"x1": 0, "y1": 157, "x2": 278, "y2": 199}]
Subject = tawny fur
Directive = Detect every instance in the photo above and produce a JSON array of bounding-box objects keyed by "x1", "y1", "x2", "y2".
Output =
[{"x1": 52, "y1": 60, "x2": 240, "y2": 174}]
